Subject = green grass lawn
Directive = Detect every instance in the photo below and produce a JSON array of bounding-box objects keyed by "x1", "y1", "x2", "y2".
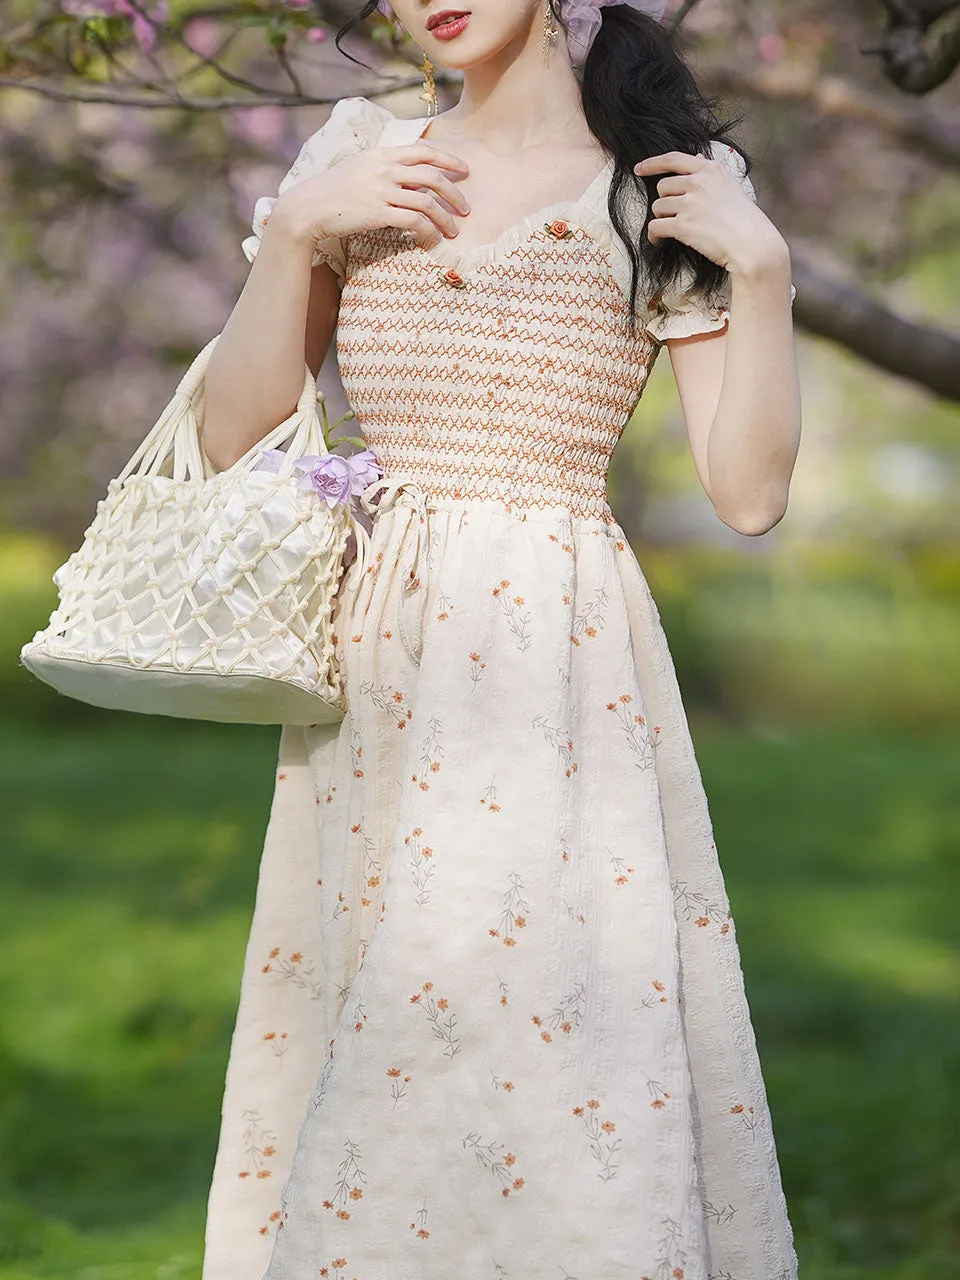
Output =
[{"x1": 0, "y1": 714, "x2": 957, "y2": 1278}]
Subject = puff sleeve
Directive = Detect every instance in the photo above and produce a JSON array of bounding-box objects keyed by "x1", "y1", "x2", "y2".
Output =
[
  {"x1": 241, "y1": 95, "x2": 393, "y2": 287},
  {"x1": 640, "y1": 139, "x2": 796, "y2": 343}
]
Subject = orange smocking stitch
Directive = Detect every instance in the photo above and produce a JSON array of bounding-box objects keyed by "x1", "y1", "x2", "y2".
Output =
[{"x1": 334, "y1": 225, "x2": 657, "y2": 521}]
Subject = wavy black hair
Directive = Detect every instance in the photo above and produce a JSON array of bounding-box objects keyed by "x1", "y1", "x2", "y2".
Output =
[{"x1": 334, "y1": 2, "x2": 750, "y2": 338}]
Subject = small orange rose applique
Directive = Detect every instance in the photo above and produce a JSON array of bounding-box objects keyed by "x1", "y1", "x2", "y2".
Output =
[
  {"x1": 439, "y1": 266, "x2": 466, "y2": 288},
  {"x1": 544, "y1": 218, "x2": 575, "y2": 239}
]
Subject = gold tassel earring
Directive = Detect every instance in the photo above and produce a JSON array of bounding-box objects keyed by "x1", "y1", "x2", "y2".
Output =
[
  {"x1": 419, "y1": 52, "x2": 439, "y2": 116},
  {"x1": 541, "y1": 0, "x2": 559, "y2": 61}
]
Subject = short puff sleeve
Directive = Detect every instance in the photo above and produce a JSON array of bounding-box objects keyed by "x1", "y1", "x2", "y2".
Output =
[
  {"x1": 241, "y1": 96, "x2": 393, "y2": 287},
  {"x1": 641, "y1": 139, "x2": 796, "y2": 343}
]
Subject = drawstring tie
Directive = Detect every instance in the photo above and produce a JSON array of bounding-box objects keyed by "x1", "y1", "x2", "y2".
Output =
[{"x1": 341, "y1": 475, "x2": 430, "y2": 665}]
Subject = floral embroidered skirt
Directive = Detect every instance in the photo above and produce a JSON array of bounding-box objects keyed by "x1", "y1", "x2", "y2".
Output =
[{"x1": 200, "y1": 493, "x2": 798, "y2": 1280}]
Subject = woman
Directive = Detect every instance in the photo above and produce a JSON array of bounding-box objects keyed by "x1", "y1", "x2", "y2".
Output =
[{"x1": 199, "y1": 0, "x2": 801, "y2": 1276}]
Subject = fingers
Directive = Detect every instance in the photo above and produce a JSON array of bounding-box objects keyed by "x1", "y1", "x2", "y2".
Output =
[
  {"x1": 634, "y1": 150, "x2": 708, "y2": 176},
  {"x1": 394, "y1": 141, "x2": 470, "y2": 175},
  {"x1": 646, "y1": 217, "x2": 679, "y2": 246},
  {"x1": 387, "y1": 207, "x2": 445, "y2": 249},
  {"x1": 385, "y1": 191, "x2": 460, "y2": 245},
  {"x1": 391, "y1": 161, "x2": 471, "y2": 216},
  {"x1": 647, "y1": 174, "x2": 689, "y2": 198},
  {"x1": 650, "y1": 195, "x2": 684, "y2": 219}
]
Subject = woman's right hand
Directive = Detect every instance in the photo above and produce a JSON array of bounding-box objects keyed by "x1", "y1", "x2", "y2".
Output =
[{"x1": 269, "y1": 142, "x2": 472, "y2": 255}]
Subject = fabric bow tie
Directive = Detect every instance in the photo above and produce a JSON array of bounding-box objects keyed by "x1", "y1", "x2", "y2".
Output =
[{"x1": 563, "y1": 0, "x2": 668, "y2": 67}]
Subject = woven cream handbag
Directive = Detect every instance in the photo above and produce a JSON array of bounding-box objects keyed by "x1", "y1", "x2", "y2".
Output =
[{"x1": 19, "y1": 334, "x2": 373, "y2": 726}]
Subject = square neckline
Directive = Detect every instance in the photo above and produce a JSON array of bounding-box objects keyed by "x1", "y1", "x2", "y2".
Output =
[{"x1": 391, "y1": 112, "x2": 615, "y2": 275}]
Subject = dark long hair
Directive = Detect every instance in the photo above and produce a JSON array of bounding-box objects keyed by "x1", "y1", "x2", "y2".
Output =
[
  {"x1": 334, "y1": 2, "x2": 750, "y2": 337},
  {"x1": 575, "y1": 4, "x2": 749, "y2": 334}
]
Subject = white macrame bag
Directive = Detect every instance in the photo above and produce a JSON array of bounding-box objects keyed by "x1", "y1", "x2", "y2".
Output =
[{"x1": 19, "y1": 333, "x2": 370, "y2": 726}]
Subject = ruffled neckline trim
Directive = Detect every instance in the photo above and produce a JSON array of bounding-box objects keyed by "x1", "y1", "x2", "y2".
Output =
[{"x1": 379, "y1": 113, "x2": 615, "y2": 276}]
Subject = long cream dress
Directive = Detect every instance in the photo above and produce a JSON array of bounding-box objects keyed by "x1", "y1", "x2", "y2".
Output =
[{"x1": 201, "y1": 96, "x2": 800, "y2": 1280}]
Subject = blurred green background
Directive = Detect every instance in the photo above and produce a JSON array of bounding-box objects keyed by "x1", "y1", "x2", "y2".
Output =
[{"x1": 2, "y1": 1, "x2": 959, "y2": 1277}]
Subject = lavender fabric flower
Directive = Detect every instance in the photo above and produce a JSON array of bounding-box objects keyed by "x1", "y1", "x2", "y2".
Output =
[
  {"x1": 257, "y1": 447, "x2": 382, "y2": 508},
  {"x1": 344, "y1": 449, "x2": 382, "y2": 495}
]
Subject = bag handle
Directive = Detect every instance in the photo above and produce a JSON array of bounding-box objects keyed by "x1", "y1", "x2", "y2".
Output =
[{"x1": 115, "y1": 333, "x2": 327, "y2": 485}]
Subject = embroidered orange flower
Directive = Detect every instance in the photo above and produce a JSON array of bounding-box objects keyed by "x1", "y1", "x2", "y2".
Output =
[
  {"x1": 544, "y1": 217, "x2": 575, "y2": 239},
  {"x1": 439, "y1": 266, "x2": 466, "y2": 288}
]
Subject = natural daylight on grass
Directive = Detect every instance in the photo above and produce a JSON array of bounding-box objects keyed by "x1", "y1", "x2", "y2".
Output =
[{"x1": 1, "y1": 716, "x2": 958, "y2": 1279}]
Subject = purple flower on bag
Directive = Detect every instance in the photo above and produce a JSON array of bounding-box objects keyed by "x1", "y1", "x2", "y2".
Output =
[
  {"x1": 296, "y1": 454, "x2": 354, "y2": 507},
  {"x1": 344, "y1": 449, "x2": 382, "y2": 496},
  {"x1": 257, "y1": 447, "x2": 382, "y2": 508}
]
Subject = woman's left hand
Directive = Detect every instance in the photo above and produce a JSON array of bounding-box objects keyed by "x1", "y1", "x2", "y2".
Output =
[{"x1": 634, "y1": 150, "x2": 782, "y2": 275}]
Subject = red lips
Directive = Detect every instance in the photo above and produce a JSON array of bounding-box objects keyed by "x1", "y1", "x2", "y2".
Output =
[{"x1": 426, "y1": 9, "x2": 470, "y2": 30}]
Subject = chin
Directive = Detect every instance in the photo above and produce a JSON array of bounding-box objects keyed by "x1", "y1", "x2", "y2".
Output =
[
  {"x1": 421, "y1": 17, "x2": 528, "y2": 73},
  {"x1": 423, "y1": 38, "x2": 495, "y2": 72}
]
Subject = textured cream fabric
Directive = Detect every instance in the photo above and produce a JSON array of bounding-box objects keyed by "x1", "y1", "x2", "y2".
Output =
[
  {"x1": 20, "y1": 341, "x2": 352, "y2": 726},
  {"x1": 201, "y1": 98, "x2": 800, "y2": 1280}
]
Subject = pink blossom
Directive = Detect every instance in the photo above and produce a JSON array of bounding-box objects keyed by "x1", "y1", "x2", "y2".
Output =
[
  {"x1": 235, "y1": 106, "x2": 287, "y2": 148},
  {"x1": 62, "y1": 0, "x2": 168, "y2": 51},
  {"x1": 184, "y1": 17, "x2": 220, "y2": 58}
]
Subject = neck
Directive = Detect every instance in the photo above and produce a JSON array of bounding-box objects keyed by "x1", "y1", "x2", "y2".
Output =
[{"x1": 429, "y1": 26, "x2": 591, "y2": 155}]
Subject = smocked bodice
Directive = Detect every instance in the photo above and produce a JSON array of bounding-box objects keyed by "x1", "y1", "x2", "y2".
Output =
[
  {"x1": 335, "y1": 221, "x2": 659, "y2": 523},
  {"x1": 240, "y1": 96, "x2": 794, "y2": 521}
]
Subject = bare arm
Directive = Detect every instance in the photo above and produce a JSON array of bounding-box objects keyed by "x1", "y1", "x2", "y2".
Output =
[
  {"x1": 667, "y1": 243, "x2": 800, "y2": 536},
  {"x1": 201, "y1": 213, "x2": 339, "y2": 473},
  {"x1": 201, "y1": 137, "x2": 470, "y2": 472},
  {"x1": 636, "y1": 147, "x2": 801, "y2": 536}
]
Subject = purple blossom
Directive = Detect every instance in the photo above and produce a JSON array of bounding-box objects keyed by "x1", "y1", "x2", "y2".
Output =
[
  {"x1": 256, "y1": 447, "x2": 382, "y2": 508},
  {"x1": 344, "y1": 449, "x2": 382, "y2": 495}
]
